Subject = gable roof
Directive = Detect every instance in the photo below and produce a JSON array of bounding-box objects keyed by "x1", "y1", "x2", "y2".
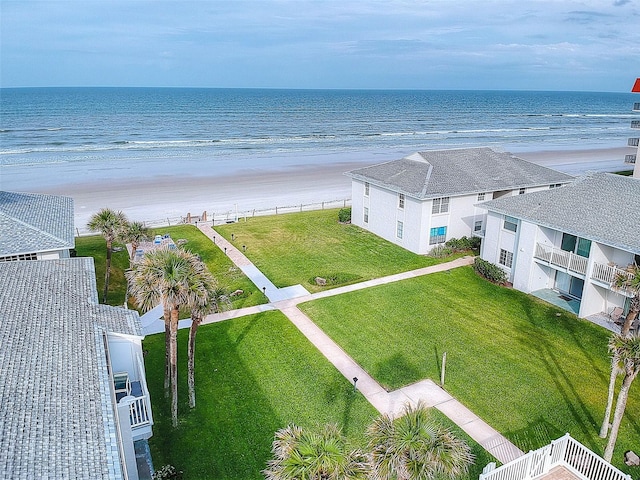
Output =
[
  {"x1": 344, "y1": 147, "x2": 573, "y2": 200},
  {"x1": 0, "y1": 191, "x2": 75, "y2": 257},
  {"x1": 479, "y1": 172, "x2": 640, "y2": 255},
  {"x1": 0, "y1": 258, "x2": 141, "y2": 479}
]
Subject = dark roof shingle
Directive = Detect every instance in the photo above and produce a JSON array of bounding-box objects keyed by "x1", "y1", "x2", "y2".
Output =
[
  {"x1": 479, "y1": 172, "x2": 640, "y2": 254},
  {"x1": 345, "y1": 147, "x2": 573, "y2": 199},
  {"x1": 0, "y1": 258, "x2": 141, "y2": 479}
]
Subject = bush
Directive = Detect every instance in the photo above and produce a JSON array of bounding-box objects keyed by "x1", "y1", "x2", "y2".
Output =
[
  {"x1": 427, "y1": 244, "x2": 454, "y2": 258},
  {"x1": 473, "y1": 257, "x2": 508, "y2": 285},
  {"x1": 338, "y1": 207, "x2": 352, "y2": 223},
  {"x1": 152, "y1": 465, "x2": 183, "y2": 480},
  {"x1": 308, "y1": 272, "x2": 362, "y2": 287},
  {"x1": 445, "y1": 236, "x2": 481, "y2": 253}
]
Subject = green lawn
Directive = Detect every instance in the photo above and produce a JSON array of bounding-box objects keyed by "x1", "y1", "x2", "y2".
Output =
[
  {"x1": 75, "y1": 225, "x2": 266, "y2": 308},
  {"x1": 298, "y1": 267, "x2": 640, "y2": 474},
  {"x1": 215, "y1": 209, "x2": 467, "y2": 292},
  {"x1": 144, "y1": 310, "x2": 493, "y2": 478}
]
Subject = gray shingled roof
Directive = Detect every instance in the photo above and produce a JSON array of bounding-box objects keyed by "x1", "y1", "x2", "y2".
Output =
[
  {"x1": 0, "y1": 258, "x2": 141, "y2": 479},
  {"x1": 479, "y1": 172, "x2": 640, "y2": 255},
  {"x1": 0, "y1": 191, "x2": 75, "y2": 257},
  {"x1": 344, "y1": 147, "x2": 573, "y2": 199}
]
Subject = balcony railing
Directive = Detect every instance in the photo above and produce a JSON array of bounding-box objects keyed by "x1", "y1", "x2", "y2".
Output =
[
  {"x1": 130, "y1": 352, "x2": 153, "y2": 429},
  {"x1": 628, "y1": 137, "x2": 640, "y2": 147},
  {"x1": 625, "y1": 154, "x2": 637, "y2": 164},
  {"x1": 632, "y1": 120, "x2": 640, "y2": 129},
  {"x1": 633, "y1": 102, "x2": 640, "y2": 112},
  {"x1": 535, "y1": 243, "x2": 588, "y2": 275},
  {"x1": 479, "y1": 434, "x2": 631, "y2": 480},
  {"x1": 592, "y1": 262, "x2": 636, "y2": 292}
]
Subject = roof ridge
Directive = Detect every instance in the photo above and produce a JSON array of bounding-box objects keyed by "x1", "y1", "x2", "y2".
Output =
[{"x1": 0, "y1": 209, "x2": 69, "y2": 247}]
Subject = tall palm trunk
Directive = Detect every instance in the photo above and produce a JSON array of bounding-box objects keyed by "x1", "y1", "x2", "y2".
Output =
[
  {"x1": 604, "y1": 369, "x2": 638, "y2": 461},
  {"x1": 170, "y1": 306, "x2": 180, "y2": 428},
  {"x1": 599, "y1": 357, "x2": 619, "y2": 438},
  {"x1": 102, "y1": 240, "x2": 113, "y2": 303},
  {"x1": 188, "y1": 314, "x2": 203, "y2": 408},
  {"x1": 164, "y1": 307, "x2": 171, "y2": 397}
]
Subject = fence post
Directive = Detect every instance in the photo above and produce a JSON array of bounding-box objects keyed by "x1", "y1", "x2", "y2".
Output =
[{"x1": 276, "y1": 206, "x2": 278, "y2": 214}]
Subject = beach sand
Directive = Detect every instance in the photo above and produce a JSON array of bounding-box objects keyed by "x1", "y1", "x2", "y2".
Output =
[{"x1": 9, "y1": 146, "x2": 634, "y2": 229}]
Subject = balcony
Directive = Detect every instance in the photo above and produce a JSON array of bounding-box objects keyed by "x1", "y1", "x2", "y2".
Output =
[
  {"x1": 632, "y1": 120, "x2": 640, "y2": 129},
  {"x1": 591, "y1": 262, "x2": 636, "y2": 295},
  {"x1": 534, "y1": 243, "x2": 587, "y2": 275},
  {"x1": 625, "y1": 154, "x2": 637, "y2": 164},
  {"x1": 633, "y1": 102, "x2": 640, "y2": 112},
  {"x1": 479, "y1": 434, "x2": 631, "y2": 480},
  {"x1": 628, "y1": 137, "x2": 640, "y2": 147},
  {"x1": 114, "y1": 352, "x2": 153, "y2": 439}
]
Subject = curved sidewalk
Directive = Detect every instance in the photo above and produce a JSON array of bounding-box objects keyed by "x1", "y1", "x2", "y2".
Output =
[{"x1": 197, "y1": 223, "x2": 523, "y2": 463}]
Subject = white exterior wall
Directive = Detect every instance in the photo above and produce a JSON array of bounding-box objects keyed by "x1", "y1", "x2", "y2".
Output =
[
  {"x1": 481, "y1": 211, "x2": 519, "y2": 283},
  {"x1": 482, "y1": 211, "x2": 636, "y2": 320},
  {"x1": 109, "y1": 334, "x2": 144, "y2": 382}
]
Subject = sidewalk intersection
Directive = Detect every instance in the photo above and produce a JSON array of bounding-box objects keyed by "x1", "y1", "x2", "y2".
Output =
[{"x1": 166, "y1": 223, "x2": 525, "y2": 463}]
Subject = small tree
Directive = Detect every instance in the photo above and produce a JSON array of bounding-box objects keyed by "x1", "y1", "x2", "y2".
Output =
[
  {"x1": 366, "y1": 402, "x2": 474, "y2": 480},
  {"x1": 87, "y1": 208, "x2": 127, "y2": 303},
  {"x1": 263, "y1": 424, "x2": 368, "y2": 480},
  {"x1": 338, "y1": 207, "x2": 352, "y2": 223}
]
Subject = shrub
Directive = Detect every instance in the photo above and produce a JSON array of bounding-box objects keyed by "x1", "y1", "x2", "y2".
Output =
[
  {"x1": 152, "y1": 465, "x2": 183, "y2": 480},
  {"x1": 308, "y1": 272, "x2": 362, "y2": 286},
  {"x1": 427, "y1": 245, "x2": 454, "y2": 258},
  {"x1": 338, "y1": 207, "x2": 352, "y2": 223},
  {"x1": 445, "y1": 236, "x2": 481, "y2": 253},
  {"x1": 473, "y1": 257, "x2": 508, "y2": 285}
]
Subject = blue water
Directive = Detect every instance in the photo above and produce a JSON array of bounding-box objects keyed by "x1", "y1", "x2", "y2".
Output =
[{"x1": 0, "y1": 87, "x2": 636, "y2": 184}]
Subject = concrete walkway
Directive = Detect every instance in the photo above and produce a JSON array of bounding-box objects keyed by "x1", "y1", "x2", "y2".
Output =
[{"x1": 188, "y1": 223, "x2": 524, "y2": 463}]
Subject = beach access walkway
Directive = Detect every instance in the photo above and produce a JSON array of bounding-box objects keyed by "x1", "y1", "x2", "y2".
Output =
[{"x1": 144, "y1": 223, "x2": 524, "y2": 464}]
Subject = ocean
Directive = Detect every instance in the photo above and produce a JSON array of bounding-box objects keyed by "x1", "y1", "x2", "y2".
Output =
[{"x1": 1, "y1": 88, "x2": 636, "y2": 187}]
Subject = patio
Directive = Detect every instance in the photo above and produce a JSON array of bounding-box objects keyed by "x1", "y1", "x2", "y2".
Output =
[{"x1": 532, "y1": 289, "x2": 580, "y2": 315}]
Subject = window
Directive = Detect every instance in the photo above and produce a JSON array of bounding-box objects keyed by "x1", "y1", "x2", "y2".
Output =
[
  {"x1": 432, "y1": 197, "x2": 450, "y2": 214},
  {"x1": 561, "y1": 233, "x2": 591, "y2": 258},
  {"x1": 429, "y1": 226, "x2": 447, "y2": 245},
  {"x1": 397, "y1": 220, "x2": 404, "y2": 239},
  {"x1": 499, "y1": 249, "x2": 513, "y2": 268},
  {"x1": 549, "y1": 183, "x2": 562, "y2": 189},
  {"x1": 503, "y1": 215, "x2": 518, "y2": 232},
  {"x1": 398, "y1": 193, "x2": 405, "y2": 209},
  {"x1": 477, "y1": 192, "x2": 486, "y2": 201},
  {"x1": 518, "y1": 188, "x2": 526, "y2": 195},
  {"x1": 364, "y1": 182, "x2": 370, "y2": 196},
  {"x1": 474, "y1": 220, "x2": 483, "y2": 232},
  {"x1": 363, "y1": 207, "x2": 369, "y2": 224}
]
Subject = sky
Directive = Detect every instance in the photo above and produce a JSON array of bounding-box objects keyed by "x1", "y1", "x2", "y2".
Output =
[{"x1": 1, "y1": 0, "x2": 639, "y2": 91}]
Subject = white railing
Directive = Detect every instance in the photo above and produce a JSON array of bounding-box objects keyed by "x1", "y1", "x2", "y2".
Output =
[
  {"x1": 534, "y1": 243, "x2": 588, "y2": 275},
  {"x1": 130, "y1": 352, "x2": 153, "y2": 429},
  {"x1": 128, "y1": 395, "x2": 151, "y2": 428},
  {"x1": 591, "y1": 263, "x2": 636, "y2": 295},
  {"x1": 479, "y1": 434, "x2": 631, "y2": 480}
]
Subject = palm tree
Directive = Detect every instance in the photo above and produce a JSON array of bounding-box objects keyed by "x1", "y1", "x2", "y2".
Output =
[
  {"x1": 613, "y1": 264, "x2": 640, "y2": 337},
  {"x1": 118, "y1": 221, "x2": 151, "y2": 307},
  {"x1": 127, "y1": 248, "x2": 207, "y2": 427},
  {"x1": 185, "y1": 256, "x2": 231, "y2": 408},
  {"x1": 366, "y1": 402, "x2": 474, "y2": 480},
  {"x1": 87, "y1": 208, "x2": 127, "y2": 303},
  {"x1": 603, "y1": 333, "x2": 640, "y2": 462},
  {"x1": 263, "y1": 423, "x2": 368, "y2": 480},
  {"x1": 599, "y1": 342, "x2": 622, "y2": 438}
]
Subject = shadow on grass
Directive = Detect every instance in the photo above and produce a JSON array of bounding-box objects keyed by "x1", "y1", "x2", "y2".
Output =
[
  {"x1": 374, "y1": 352, "x2": 422, "y2": 392},
  {"x1": 507, "y1": 417, "x2": 564, "y2": 453},
  {"x1": 323, "y1": 378, "x2": 359, "y2": 437}
]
